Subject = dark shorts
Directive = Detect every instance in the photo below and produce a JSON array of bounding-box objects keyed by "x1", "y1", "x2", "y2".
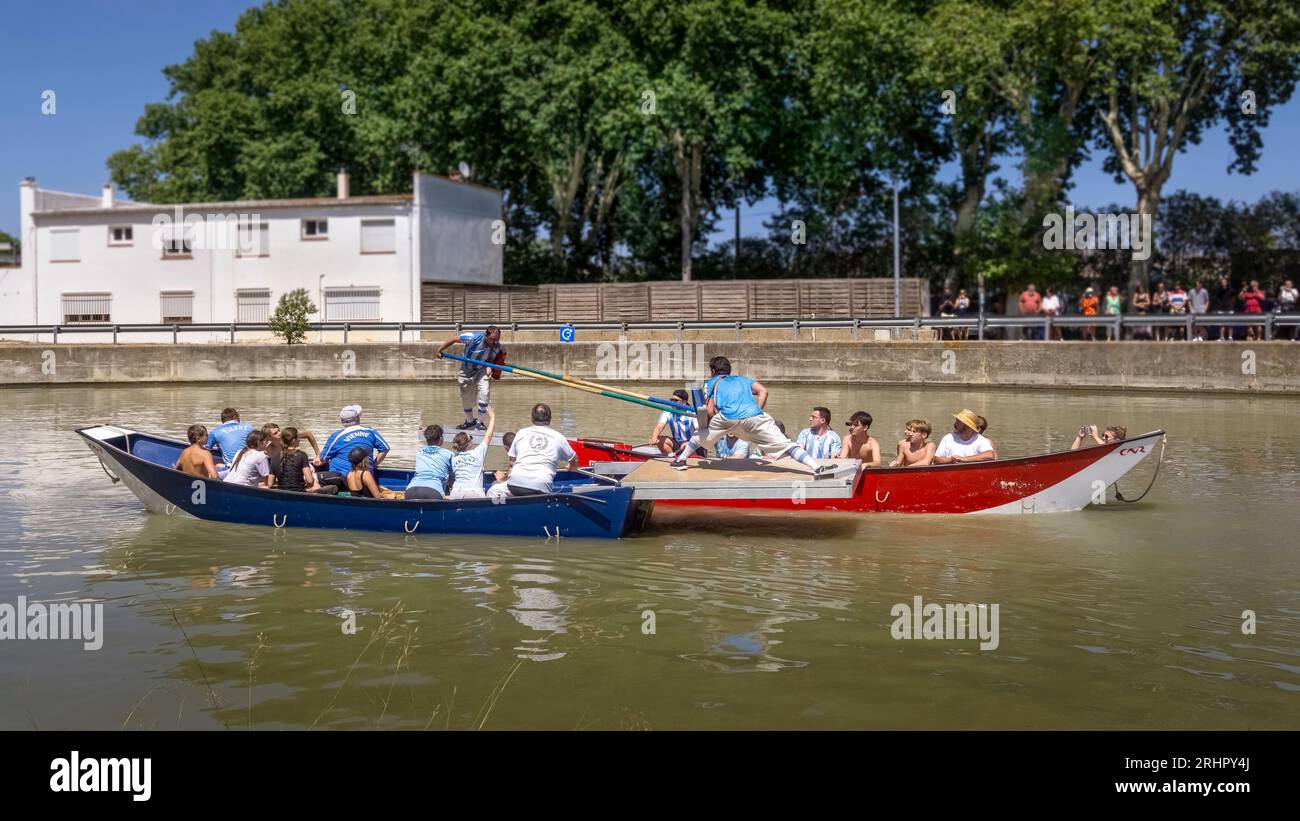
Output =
[
  {"x1": 404, "y1": 486, "x2": 444, "y2": 500},
  {"x1": 506, "y1": 485, "x2": 546, "y2": 497},
  {"x1": 316, "y1": 471, "x2": 346, "y2": 491}
]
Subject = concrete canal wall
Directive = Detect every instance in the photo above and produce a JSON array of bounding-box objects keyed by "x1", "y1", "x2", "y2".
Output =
[{"x1": 2, "y1": 340, "x2": 1297, "y2": 394}]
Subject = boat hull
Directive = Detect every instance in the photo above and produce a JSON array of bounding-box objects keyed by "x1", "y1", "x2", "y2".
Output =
[
  {"x1": 80, "y1": 427, "x2": 639, "y2": 539},
  {"x1": 573, "y1": 431, "x2": 1164, "y2": 515}
]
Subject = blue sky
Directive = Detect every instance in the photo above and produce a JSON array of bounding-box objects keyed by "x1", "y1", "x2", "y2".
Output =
[{"x1": 3, "y1": 0, "x2": 1298, "y2": 242}]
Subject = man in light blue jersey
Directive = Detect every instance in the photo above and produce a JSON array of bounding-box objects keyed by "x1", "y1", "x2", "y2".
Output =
[
  {"x1": 797, "y1": 406, "x2": 842, "y2": 459},
  {"x1": 672, "y1": 356, "x2": 836, "y2": 476},
  {"x1": 714, "y1": 434, "x2": 750, "y2": 459},
  {"x1": 206, "y1": 407, "x2": 255, "y2": 468},
  {"x1": 315, "y1": 405, "x2": 391, "y2": 489},
  {"x1": 438, "y1": 326, "x2": 504, "y2": 430}
]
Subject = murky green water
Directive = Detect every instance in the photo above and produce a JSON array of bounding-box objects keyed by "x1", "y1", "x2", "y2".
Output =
[{"x1": 0, "y1": 380, "x2": 1296, "y2": 729}]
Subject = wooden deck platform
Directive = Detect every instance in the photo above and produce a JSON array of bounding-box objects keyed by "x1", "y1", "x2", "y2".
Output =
[{"x1": 594, "y1": 457, "x2": 859, "y2": 500}]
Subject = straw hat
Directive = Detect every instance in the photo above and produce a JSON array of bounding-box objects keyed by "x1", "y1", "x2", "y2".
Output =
[{"x1": 952, "y1": 409, "x2": 980, "y2": 431}]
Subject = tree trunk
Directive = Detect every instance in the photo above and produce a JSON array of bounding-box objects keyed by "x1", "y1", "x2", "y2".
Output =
[
  {"x1": 672, "y1": 131, "x2": 702, "y2": 282},
  {"x1": 548, "y1": 137, "x2": 588, "y2": 259},
  {"x1": 1021, "y1": 79, "x2": 1085, "y2": 222},
  {"x1": 1129, "y1": 185, "x2": 1161, "y2": 292}
]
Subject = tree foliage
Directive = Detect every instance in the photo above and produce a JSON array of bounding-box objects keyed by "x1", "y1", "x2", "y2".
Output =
[{"x1": 107, "y1": 0, "x2": 1300, "y2": 292}]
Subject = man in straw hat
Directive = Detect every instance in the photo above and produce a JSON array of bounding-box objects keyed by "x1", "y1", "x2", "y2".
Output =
[{"x1": 932, "y1": 409, "x2": 996, "y2": 465}]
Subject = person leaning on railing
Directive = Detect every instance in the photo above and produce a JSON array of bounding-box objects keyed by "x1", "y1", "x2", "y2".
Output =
[
  {"x1": 1279, "y1": 280, "x2": 1298, "y2": 341},
  {"x1": 1131, "y1": 285, "x2": 1151, "y2": 341}
]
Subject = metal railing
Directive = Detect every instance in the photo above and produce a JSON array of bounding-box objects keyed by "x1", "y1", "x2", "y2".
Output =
[{"x1": 0, "y1": 313, "x2": 1295, "y2": 343}]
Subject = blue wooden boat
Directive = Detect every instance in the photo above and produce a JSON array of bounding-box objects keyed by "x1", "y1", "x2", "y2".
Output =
[{"x1": 77, "y1": 426, "x2": 646, "y2": 540}]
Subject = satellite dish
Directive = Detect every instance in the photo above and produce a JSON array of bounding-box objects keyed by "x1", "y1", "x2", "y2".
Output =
[{"x1": 457, "y1": 161, "x2": 471, "y2": 180}]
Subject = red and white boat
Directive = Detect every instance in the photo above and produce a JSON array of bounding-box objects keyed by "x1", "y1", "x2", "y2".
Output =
[{"x1": 571, "y1": 430, "x2": 1165, "y2": 515}]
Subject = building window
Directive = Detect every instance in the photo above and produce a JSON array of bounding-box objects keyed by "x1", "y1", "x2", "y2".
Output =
[
  {"x1": 62, "y1": 292, "x2": 111, "y2": 323},
  {"x1": 162, "y1": 232, "x2": 193, "y2": 258},
  {"x1": 360, "y1": 219, "x2": 396, "y2": 254},
  {"x1": 324, "y1": 287, "x2": 381, "y2": 321},
  {"x1": 236, "y1": 221, "x2": 269, "y2": 257},
  {"x1": 160, "y1": 291, "x2": 194, "y2": 324},
  {"x1": 302, "y1": 218, "x2": 328, "y2": 239},
  {"x1": 50, "y1": 229, "x2": 80, "y2": 262},
  {"x1": 236, "y1": 288, "x2": 271, "y2": 323},
  {"x1": 108, "y1": 225, "x2": 134, "y2": 246}
]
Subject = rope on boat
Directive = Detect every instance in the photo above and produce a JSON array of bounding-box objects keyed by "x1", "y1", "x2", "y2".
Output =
[
  {"x1": 272, "y1": 514, "x2": 287, "y2": 528},
  {"x1": 404, "y1": 520, "x2": 420, "y2": 533},
  {"x1": 1112, "y1": 436, "x2": 1167, "y2": 504},
  {"x1": 874, "y1": 490, "x2": 890, "y2": 511},
  {"x1": 165, "y1": 503, "x2": 176, "y2": 516}
]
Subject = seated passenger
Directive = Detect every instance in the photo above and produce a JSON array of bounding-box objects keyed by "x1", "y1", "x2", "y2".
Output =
[
  {"x1": 275, "y1": 427, "x2": 335, "y2": 494},
  {"x1": 487, "y1": 431, "x2": 516, "y2": 500},
  {"x1": 932, "y1": 409, "x2": 996, "y2": 464},
  {"x1": 207, "y1": 408, "x2": 255, "y2": 469},
  {"x1": 448, "y1": 407, "x2": 496, "y2": 500},
  {"x1": 175, "y1": 424, "x2": 219, "y2": 479},
  {"x1": 839, "y1": 411, "x2": 882, "y2": 466},
  {"x1": 714, "y1": 433, "x2": 750, "y2": 459},
  {"x1": 317, "y1": 405, "x2": 390, "y2": 491},
  {"x1": 650, "y1": 390, "x2": 698, "y2": 456},
  {"x1": 976, "y1": 415, "x2": 997, "y2": 459},
  {"x1": 343, "y1": 446, "x2": 402, "y2": 499},
  {"x1": 263, "y1": 422, "x2": 321, "y2": 478},
  {"x1": 797, "y1": 407, "x2": 842, "y2": 459},
  {"x1": 890, "y1": 419, "x2": 936, "y2": 467},
  {"x1": 1071, "y1": 425, "x2": 1127, "y2": 450},
  {"x1": 223, "y1": 430, "x2": 274, "y2": 488},
  {"x1": 406, "y1": 424, "x2": 454, "y2": 500},
  {"x1": 504, "y1": 403, "x2": 576, "y2": 496}
]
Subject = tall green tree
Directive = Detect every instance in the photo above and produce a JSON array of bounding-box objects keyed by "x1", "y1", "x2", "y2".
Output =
[
  {"x1": 618, "y1": 0, "x2": 801, "y2": 280},
  {"x1": 1093, "y1": 0, "x2": 1300, "y2": 290}
]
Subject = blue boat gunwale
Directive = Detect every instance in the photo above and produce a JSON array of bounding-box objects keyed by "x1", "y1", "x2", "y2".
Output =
[{"x1": 74, "y1": 425, "x2": 627, "y2": 511}]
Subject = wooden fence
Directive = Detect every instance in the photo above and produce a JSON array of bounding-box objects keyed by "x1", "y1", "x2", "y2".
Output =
[{"x1": 421, "y1": 278, "x2": 929, "y2": 323}]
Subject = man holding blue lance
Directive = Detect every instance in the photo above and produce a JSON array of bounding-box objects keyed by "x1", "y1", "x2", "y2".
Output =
[
  {"x1": 438, "y1": 326, "x2": 504, "y2": 431},
  {"x1": 672, "y1": 356, "x2": 837, "y2": 477}
]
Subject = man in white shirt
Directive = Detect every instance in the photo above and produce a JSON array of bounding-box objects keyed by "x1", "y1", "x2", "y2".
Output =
[
  {"x1": 932, "y1": 408, "x2": 996, "y2": 464},
  {"x1": 796, "y1": 406, "x2": 842, "y2": 459},
  {"x1": 504, "y1": 403, "x2": 576, "y2": 496}
]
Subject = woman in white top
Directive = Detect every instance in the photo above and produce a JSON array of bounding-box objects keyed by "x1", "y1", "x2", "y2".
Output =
[
  {"x1": 1041, "y1": 287, "x2": 1062, "y2": 340},
  {"x1": 447, "y1": 407, "x2": 496, "y2": 499},
  {"x1": 223, "y1": 430, "x2": 274, "y2": 487}
]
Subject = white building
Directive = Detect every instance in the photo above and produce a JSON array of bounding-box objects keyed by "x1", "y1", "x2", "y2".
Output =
[{"x1": 1, "y1": 170, "x2": 502, "y2": 342}]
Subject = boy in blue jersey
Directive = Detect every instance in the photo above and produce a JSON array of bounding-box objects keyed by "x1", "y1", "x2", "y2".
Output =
[
  {"x1": 438, "y1": 325, "x2": 504, "y2": 430},
  {"x1": 648, "y1": 389, "x2": 701, "y2": 456},
  {"x1": 672, "y1": 356, "x2": 836, "y2": 476},
  {"x1": 206, "y1": 408, "x2": 255, "y2": 468},
  {"x1": 315, "y1": 404, "x2": 391, "y2": 489}
]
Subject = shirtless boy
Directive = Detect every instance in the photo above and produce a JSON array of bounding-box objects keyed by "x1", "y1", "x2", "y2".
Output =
[
  {"x1": 890, "y1": 419, "x2": 936, "y2": 467},
  {"x1": 839, "y1": 411, "x2": 881, "y2": 467},
  {"x1": 175, "y1": 424, "x2": 220, "y2": 479}
]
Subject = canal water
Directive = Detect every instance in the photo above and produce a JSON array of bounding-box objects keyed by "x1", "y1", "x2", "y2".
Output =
[{"x1": 0, "y1": 380, "x2": 1296, "y2": 729}]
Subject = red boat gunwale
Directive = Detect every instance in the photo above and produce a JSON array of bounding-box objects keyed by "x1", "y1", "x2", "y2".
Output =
[{"x1": 571, "y1": 430, "x2": 1165, "y2": 515}]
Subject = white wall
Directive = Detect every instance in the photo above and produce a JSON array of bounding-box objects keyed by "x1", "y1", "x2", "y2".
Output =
[{"x1": 11, "y1": 199, "x2": 417, "y2": 343}]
